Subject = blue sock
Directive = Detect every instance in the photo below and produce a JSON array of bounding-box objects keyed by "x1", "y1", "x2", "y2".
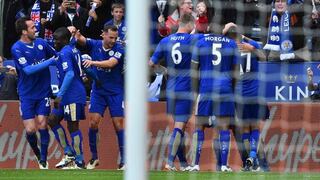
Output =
[
  {"x1": 191, "y1": 129, "x2": 204, "y2": 166},
  {"x1": 71, "y1": 130, "x2": 83, "y2": 163},
  {"x1": 167, "y1": 128, "x2": 183, "y2": 166},
  {"x1": 88, "y1": 128, "x2": 99, "y2": 160},
  {"x1": 219, "y1": 130, "x2": 230, "y2": 166},
  {"x1": 250, "y1": 129, "x2": 260, "y2": 159},
  {"x1": 177, "y1": 134, "x2": 188, "y2": 167},
  {"x1": 116, "y1": 129, "x2": 125, "y2": 165},
  {"x1": 51, "y1": 124, "x2": 73, "y2": 155},
  {"x1": 39, "y1": 129, "x2": 49, "y2": 162},
  {"x1": 241, "y1": 132, "x2": 250, "y2": 166},
  {"x1": 213, "y1": 138, "x2": 221, "y2": 170},
  {"x1": 26, "y1": 132, "x2": 40, "y2": 158}
]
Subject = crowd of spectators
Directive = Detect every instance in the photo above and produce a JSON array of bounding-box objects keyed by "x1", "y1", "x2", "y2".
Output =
[{"x1": 0, "y1": 0, "x2": 320, "y2": 100}]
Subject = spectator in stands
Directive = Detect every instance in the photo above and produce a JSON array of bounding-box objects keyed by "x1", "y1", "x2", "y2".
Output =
[
  {"x1": 310, "y1": 0, "x2": 320, "y2": 61},
  {"x1": 157, "y1": 0, "x2": 195, "y2": 37},
  {"x1": 104, "y1": 3, "x2": 126, "y2": 45},
  {"x1": 263, "y1": 0, "x2": 310, "y2": 61},
  {"x1": 193, "y1": 0, "x2": 213, "y2": 33},
  {"x1": 0, "y1": 56, "x2": 18, "y2": 100},
  {"x1": 30, "y1": 0, "x2": 60, "y2": 46},
  {"x1": 85, "y1": 0, "x2": 112, "y2": 39},
  {"x1": 52, "y1": 0, "x2": 88, "y2": 36},
  {"x1": 307, "y1": 66, "x2": 320, "y2": 101}
]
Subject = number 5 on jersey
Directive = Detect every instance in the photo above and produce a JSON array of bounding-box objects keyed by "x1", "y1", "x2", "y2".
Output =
[{"x1": 212, "y1": 43, "x2": 222, "y2": 66}]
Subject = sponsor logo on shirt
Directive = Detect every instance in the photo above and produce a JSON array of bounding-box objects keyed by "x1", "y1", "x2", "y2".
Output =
[{"x1": 18, "y1": 57, "x2": 27, "y2": 65}]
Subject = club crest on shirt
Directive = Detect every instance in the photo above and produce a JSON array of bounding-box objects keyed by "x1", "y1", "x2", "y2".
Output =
[
  {"x1": 109, "y1": 50, "x2": 115, "y2": 56},
  {"x1": 38, "y1": 44, "x2": 43, "y2": 50}
]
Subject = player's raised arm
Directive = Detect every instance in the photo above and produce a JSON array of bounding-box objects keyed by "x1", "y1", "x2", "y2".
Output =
[
  {"x1": 74, "y1": 29, "x2": 87, "y2": 46},
  {"x1": 241, "y1": 36, "x2": 266, "y2": 61}
]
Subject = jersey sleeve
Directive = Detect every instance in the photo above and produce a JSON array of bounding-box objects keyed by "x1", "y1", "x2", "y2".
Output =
[
  {"x1": 11, "y1": 46, "x2": 30, "y2": 69},
  {"x1": 247, "y1": 39, "x2": 261, "y2": 50},
  {"x1": 85, "y1": 38, "x2": 96, "y2": 52},
  {"x1": 111, "y1": 45, "x2": 125, "y2": 63},
  {"x1": 150, "y1": 39, "x2": 165, "y2": 64},
  {"x1": 44, "y1": 41, "x2": 57, "y2": 58},
  {"x1": 191, "y1": 40, "x2": 201, "y2": 64},
  {"x1": 60, "y1": 50, "x2": 75, "y2": 73}
]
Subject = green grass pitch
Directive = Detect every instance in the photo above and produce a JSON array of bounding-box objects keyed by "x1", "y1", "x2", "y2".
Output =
[{"x1": 0, "y1": 170, "x2": 320, "y2": 180}]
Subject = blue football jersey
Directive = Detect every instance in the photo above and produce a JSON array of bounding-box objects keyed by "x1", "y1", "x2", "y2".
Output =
[
  {"x1": 86, "y1": 39, "x2": 125, "y2": 95},
  {"x1": 151, "y1": 33, "x2": 198, "y2": 93},
  {"x1": 236, "y1": 39, "x2": 261, "y2": 97},
  {"x1": 11, "y1": 38, "x2": 56, "y2": 100},
  {"x1": 56, "y1": 45, "x2": 86, "y2": 105},
  {"x1": 192, "y1": 34, "x2": 239, "y2": 94}
]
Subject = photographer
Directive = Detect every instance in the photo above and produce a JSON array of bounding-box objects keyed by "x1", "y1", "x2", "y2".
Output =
[
  {"x1": 52, "y1": 0, "x2": 89, "y2": 36},
  {"x1": 0, "y1": 56, "x2": 18, "y2": 100},
  {"x1": 307, "y1": 66, "x2": 320, "y2": 101}
]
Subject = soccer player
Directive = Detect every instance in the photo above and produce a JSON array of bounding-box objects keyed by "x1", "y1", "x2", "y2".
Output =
[
  {"x1": 11, "y1": 17, "x2": 57, "y2": 169},
  {"x1": 191, "y1": 23, "x2": 239, "y2": 172},
  {"x1": 75, "y1": 25, "x2": 125, "y2": 170},
  {"x1": 149, "y1": 14, "x2": 196, "y2": 171},
  {"x1": 223, "y1": 22, "x2": 270, "y2": 171},
  {"x1": 48, "y1": 27, "x2": 88, "y2": 169}
]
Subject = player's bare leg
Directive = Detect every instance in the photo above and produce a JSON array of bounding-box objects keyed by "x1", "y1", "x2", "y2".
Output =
[
  {"x1": 112, "y1": 117, "x2": 125, "y2": 170},
  {"x1": 87, "y1": 113, "x2": 102, "y2": 169}
]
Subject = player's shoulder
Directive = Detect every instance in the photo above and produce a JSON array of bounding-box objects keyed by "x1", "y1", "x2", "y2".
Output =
[
  {"x1": 113, "y1": 42, "x2": 125, "y2": 51},
  {"x1": 11, "y1": 40, "x2": 23, "y2": 50},
  {"x1": 34, "y1": 38, "x2": 47, "y2": 45},
  {"x1": 104, "y1": 19, "x2": 113, "y2": 26},
  {"x1": 87, "y1": 38, "x2": 101, "y2": 46}
]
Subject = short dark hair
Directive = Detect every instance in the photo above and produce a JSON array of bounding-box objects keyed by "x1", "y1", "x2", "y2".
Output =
[
  {"x1": 179, "y1": 13, "x2": 194, "y2": 25},
  {"x1": 15, "y1": 17, "x2": 31, "y2": 36},
  {"x1": 103, "y1": 24, "x2": 118, "y2": 33},
  {"x1": 111, "y1": 3, "x2": 125, "y2": 11},
  {"x1": 53, "y1": 27, "x2": 72, "y2": 42}
]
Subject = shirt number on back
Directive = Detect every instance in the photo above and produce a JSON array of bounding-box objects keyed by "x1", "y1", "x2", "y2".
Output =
[
  {"x1": 240, "y1": 52, "x2": 251, "y2": 75},
  {"x1": 171, "y1": 43, "x2": 182, "y2": 64},
  {"x1": 212, "y1": 43, "x2": 222, "y2": 66}
]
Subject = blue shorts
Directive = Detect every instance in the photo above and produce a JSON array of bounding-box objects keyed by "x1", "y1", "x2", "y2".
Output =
[
  {"x1": 167, "y1": 98, "x2": 193, "y2": 122},
  {"x1": 236, "y1": 102, "x2": 269, "y2": 122},
  {"x1": 89, "y1": 91, "x2": 124, "y2": 117},
  {"x1": 20, "y1": 97, "x2": 51, "y2": 120},
  {"x1": 51, "y1": 106, "x2": 64, "y2": 117},
  {"x1": 195, "y1": 94, "x2": 235, "y2": 117},
  {"x1": 51, "y1": 103, "x2": 86, "y2": 121}
]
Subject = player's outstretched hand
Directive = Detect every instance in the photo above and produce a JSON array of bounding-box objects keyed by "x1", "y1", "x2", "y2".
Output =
[
  {"x1": 83, "y1": 59, "x2": 94, "y2": 68},
  {"x1": 54, "y1": 97, "x2": 62, "y2": 109}
]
